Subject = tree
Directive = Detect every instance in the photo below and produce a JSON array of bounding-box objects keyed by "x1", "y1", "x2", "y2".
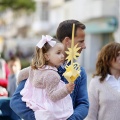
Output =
[{"x1": 0, "y1": 0, "x2": 35, "y2": 12}]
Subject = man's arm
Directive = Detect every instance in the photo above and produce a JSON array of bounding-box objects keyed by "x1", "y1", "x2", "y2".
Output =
[
  {"x1": 68, "y1": 67, "x2": 89, "y2": 120},
  {"x1": 10, "y1": 79, "x2": 35, "y2": 120}
]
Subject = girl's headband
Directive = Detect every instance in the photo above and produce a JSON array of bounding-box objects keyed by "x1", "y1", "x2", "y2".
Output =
[{"x1": 36, "y1": 35, "x2": 56, "y2": 48}]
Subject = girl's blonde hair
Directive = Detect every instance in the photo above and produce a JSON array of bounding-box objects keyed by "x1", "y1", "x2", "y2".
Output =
[
  {"x1": 31, "y1": 38, "x2": 58, "y2": 69},
  {"x1": 93, "y1": 42, "x2": 120, "y2": 82}
]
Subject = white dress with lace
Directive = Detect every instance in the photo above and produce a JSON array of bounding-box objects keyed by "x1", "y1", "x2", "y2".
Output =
[{"x1": 20, "y1": 65, "x2": 73, "y2": 120}]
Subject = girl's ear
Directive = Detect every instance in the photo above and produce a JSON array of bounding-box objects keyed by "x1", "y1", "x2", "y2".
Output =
[{"x1": 44, "y1": 53, "x2": 49, "y2": 61}]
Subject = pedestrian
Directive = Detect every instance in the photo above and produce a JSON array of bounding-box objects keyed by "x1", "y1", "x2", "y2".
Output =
[
  {"x1": 0, "y1": 56, "x2": 21, "y2": 120},
  {"x1": 7, "y1": 56, "x2": 21, "y2": 97},
  {"x1": 85, "y1": 42, "x2": 120, "y2": 120},
  {"x1": 10, "y1": 20, "x2": 89, "y2": 120}
]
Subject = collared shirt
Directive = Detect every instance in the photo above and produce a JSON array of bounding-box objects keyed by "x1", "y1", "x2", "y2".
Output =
[{"x1": 106, "y1": 74, "x2": 120, "y2": 92}]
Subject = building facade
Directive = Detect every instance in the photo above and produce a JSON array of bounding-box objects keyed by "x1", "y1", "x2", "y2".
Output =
[{"x1": 49, "y1": 0, "x2": 120, "y2": 72}]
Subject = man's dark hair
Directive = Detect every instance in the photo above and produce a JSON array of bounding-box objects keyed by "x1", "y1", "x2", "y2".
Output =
[
  {"x1": 56, "y1": 20, "x2": 86, "y2": 42},
  {"x1": 9, "y1": 56, "x2": 20, "y2": 62}
]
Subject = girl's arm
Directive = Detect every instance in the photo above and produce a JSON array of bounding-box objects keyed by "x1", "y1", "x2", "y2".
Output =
[
  {"x1": 17, "y1": 67, "x2": 30, "y2": 84},
  {"x1": 46, "y1": 73, "x2": 69, "y2": 102},
  {"x1": 34, "y1": 70, "x2": 71, "y2": 102}
]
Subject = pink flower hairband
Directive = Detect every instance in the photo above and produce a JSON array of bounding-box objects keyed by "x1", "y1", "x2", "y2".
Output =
[{"x1": 36, "y1": 35, "x2": 56, "y2": 48}]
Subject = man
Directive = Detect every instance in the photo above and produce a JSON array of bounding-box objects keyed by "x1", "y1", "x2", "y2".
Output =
[{"x1": 10, "y1": 20, "x2": 89, "y2": 120}]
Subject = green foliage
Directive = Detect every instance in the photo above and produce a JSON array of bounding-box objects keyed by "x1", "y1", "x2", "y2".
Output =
[
  {"x1": 0, "y1": 0, "x2": 35, "y2": 12},
  {"x1": 21, "y1": 59, "x2": 30, "y2": 69}
]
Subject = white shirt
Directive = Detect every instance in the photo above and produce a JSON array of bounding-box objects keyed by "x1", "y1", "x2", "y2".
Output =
[{"x1": 106, "y1": 74, "x2": 120, "y2": 92}]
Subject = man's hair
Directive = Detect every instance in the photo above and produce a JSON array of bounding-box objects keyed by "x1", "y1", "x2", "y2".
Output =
[
  {"x1": 56, "y1": 20, "x2": 86, "y2": 42},
  {"x1": 9, "y1": 56, "x2": 20, "y2": 63}
]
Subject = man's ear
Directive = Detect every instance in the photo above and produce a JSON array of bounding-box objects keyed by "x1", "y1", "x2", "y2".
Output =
[
  {"x1": 44, "y1": 53, "x2": 49, "y2": 61},
  {"x1": 63, "y1": 37, "x2": 71, "y2": 46}
]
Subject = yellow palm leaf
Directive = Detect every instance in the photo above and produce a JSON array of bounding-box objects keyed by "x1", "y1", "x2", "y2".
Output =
[
  {"x1": 65, "y1": 44, "x2": 80, "y2": 63},
  {"x1": 63, "y1": 63, "x2": 81, "y2": 83}
]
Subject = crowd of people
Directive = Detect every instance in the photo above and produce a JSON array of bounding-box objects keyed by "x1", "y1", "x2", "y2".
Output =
[
  {"x1": 0, "y1": 56, "x2": 21, "y2": 119},
  {"x1": 0, "y1": 19, "x2": 119, "y2": 120},
  {"x1": 0, "y1": 56, "x2": 21, "y2": 97}
]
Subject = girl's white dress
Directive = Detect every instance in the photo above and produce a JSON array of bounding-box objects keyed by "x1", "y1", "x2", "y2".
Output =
[{"x1": 20, "y1": 65, "x2": 73, "y2": 120}]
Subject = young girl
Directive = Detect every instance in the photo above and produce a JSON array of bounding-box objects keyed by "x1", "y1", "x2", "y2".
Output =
[{"x1": 20, "y1": 35, "x2": 74, "y2": 120}]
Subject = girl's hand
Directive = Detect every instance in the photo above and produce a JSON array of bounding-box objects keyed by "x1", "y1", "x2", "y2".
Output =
[{"x1": 66, "y1": 82, "x2": 75, "y2": 93}]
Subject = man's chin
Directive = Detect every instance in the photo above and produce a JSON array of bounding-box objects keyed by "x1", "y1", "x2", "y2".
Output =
[{"x1": 78, "y1": 50, "x2": 82, "y2": 54}]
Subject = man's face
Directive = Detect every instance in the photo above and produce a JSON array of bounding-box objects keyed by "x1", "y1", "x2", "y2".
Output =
[
  {"x1": 74, "y1": 28, "x2": 86, "y2": 53},
  {"x1": 63, "y1": 28, "x2": 86, "y2": 54}
]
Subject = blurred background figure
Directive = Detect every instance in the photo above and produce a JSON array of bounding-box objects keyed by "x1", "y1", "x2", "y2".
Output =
[
  {"x1": 7, "y1": 56, "x2": 21, "y2": 97},
  {"x1": 0, "y1": 54, "x2": 9, "y2": 97},
  {"x1": 0, "y1": 56, "x2": 21, "y2": 120}
]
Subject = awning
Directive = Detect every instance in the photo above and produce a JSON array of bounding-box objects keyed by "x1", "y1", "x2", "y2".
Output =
[{"x1": 84, "y1": 17, "x2": 118, "y2": 34}]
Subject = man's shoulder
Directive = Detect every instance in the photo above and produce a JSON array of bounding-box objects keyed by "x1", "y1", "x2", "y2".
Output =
[
  {"x1": 80, "y1": 66, "x2": 86, "y2": 75},
  {"x1": 80, "y1": 66, "x2": 85, "y2": 70}
]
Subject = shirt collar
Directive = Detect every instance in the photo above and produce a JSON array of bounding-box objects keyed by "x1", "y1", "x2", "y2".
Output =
[
  {"x1": 58, "y1": 61, "x2": 68, "y2": 74},
  {"x1": 60, "y1": 61, "x2": 67, "y2": 69},
  {"x1": 106, "y1": 74, "x2": 120, "y2": 81},
  {"x1": 106, "y1": 74, "x2": 113, "y2": 81}
]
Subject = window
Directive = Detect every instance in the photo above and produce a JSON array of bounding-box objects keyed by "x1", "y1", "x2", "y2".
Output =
[
  {"x1": 64, "y1": 0, "x2": 72, "y2": 2},
  {"x1": 41, "y1": 2, "x2": 49, "y2": 21}
]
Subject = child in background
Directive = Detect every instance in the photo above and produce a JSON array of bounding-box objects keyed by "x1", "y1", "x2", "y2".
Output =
[
  {"x1": 7, "y1": 56, "x2": 21, "y2": 97},
  {"x1": 20, "y1": 35, "x2": 74, "y2": 120}
]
